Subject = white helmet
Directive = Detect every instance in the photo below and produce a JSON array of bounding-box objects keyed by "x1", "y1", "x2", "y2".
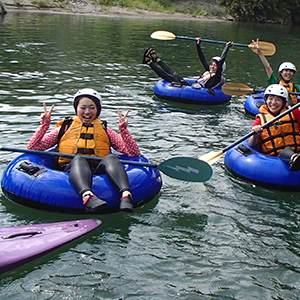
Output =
[
  {"x1": 73, "y1": 88, "x2": 102, "y2": 106},
  {"x1": 211, "y1": 56, "x2": 226, "y2": 73},
  {"x1": 73, "y1": 88, "x2": 102, "y2": 117},
  {"x1": 264, "y1": 84, "x2": 288, "y2": 103},
  {"x1": 278, "y1": 62, "x2": 296, "y2": 73}
]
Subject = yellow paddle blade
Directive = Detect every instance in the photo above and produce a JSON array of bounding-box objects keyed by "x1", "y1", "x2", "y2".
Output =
[
  {"x1": 222, "y1": 83, "x2": 254, "y2": 96},
  {"x1": 199, "y1": 150, "x2": 224, "y2": 165},
  {"x1": 150, "y1": 31, "x2": 176, "y2": 40},
  {"x1": 248, "y1": 41, "x2": 276, "y2": 56}
]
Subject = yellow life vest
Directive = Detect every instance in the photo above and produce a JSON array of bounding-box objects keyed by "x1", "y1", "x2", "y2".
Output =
[
  {"x1": 278, "y1": 80, "x2": 297, "y2": 105},
  {"x1": 257, "y1": 104, "x2": 300, "y2": 156},
  {"x1": 56, "y1": 116, "x2": 111, "y2": 165}
]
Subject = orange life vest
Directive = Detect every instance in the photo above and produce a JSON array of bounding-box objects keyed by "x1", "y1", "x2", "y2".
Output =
[
  {"x1": 56, "y1": 116, "x2": 111, "y2": 165},
  {"x1": 278, "y1": 80, "x2": 297, "y2": 105},
  {"x1": 257, "y1": 104, "x2": 300, "y2": 156}
]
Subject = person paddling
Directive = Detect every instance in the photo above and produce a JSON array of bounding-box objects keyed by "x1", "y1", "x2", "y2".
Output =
[
  {"x1": 249, "y1": 84, "x2": 300, "y2": 172},
  {"x1": 27, "y1": 88, "x2": 140, "y2": 213},
  {"x1": 142, "y1": 38, "x2": 232, "y2": 89},
  {"x1": 252, "y1": 38, "x2": 300, "y2": 106}
]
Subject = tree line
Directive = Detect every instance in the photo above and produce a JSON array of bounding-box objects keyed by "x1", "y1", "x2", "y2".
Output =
[
  {"x1": 1, "y1": 0, "x2": 300, "y2": 25},
  {"x1": 220, "y1": 0, "x2": 300, "y2": 25}
]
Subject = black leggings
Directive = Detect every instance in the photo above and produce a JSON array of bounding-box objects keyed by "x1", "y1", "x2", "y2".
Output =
[
  {"x1": 150, "y1": 60, "x2": 223, "y2": 89},
  {"x1": 149, "y1": 60, "x2": 189, "y2": 86},
  {"x1": 65, "y1": 154, "x2": 130, "y2": 197}
]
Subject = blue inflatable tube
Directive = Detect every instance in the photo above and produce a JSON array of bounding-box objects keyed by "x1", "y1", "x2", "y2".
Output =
[
  {"x1": 153, "y1": 79, "x2": 231, "y2": 105},
  {"x1": 244, "y1": 92, "x2": 265, "y2": 116},
  {"x1": 1, "y1": 153, "x2": 162, "y2": 213},
  {"x1": 224, "y1": 139, "x2": 300, "y2": 191},
  {"x1": 244, "y1": 92, "x2": 300, "y2": 116}
]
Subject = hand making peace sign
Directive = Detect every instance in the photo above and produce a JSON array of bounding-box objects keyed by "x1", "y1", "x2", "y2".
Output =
[
  {"x1": 40, "y1": 103, "x2": 55, "y2": 122},
  {"x1": 118, "y1": 109, "x2": 130, "y2": 128}
]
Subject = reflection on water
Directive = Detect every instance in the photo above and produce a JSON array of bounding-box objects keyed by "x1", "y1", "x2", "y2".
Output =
[{"x1": 1, "y1": 11, "x2": 300, "y2": 299}]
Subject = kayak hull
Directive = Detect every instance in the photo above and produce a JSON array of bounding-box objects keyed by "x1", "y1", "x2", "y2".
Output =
[{"x1": 0, "y1": 219, "x2": 101, "y2": 274}]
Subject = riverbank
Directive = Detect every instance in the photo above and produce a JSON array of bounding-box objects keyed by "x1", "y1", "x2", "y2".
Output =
[{"x1": 3, "y1": 0, "x2": 231, "y2": 21}]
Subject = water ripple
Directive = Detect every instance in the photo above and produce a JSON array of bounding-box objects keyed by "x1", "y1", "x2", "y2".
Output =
[{"x1": 1, "y1": 12, "x2": 300, "y2": 300}]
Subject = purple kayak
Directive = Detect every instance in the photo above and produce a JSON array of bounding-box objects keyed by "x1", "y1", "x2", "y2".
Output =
[{"x1": 0, "y1": 218, "x2": 101, "y2": 274}]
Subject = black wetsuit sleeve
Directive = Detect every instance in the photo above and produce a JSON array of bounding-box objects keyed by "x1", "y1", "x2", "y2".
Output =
[
  {"x1": 196, "y1": 42, "x2": 209, "y2": 71},
  {"x1": 218, "y1": 42, "x2": 231, "y2": 73},
  {"x1": 205, "y1": 42, "x2": 231, "y2": 88}
]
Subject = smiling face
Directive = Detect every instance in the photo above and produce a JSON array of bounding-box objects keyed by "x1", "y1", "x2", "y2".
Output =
[
  {"x1": 280, "y1": 69, "x2": 295, "y2": 82},
  {"x1": 266, "y1": 95, "x2": 285, "y2": 115},
  {"x1": 76, "y1": 97, "x2": 98, "y2": 123},
  {"x1": 209, "y1": 60, "x2": 218, "y2": 73}
]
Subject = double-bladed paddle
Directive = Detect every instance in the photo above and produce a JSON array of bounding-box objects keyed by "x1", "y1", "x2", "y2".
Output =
[
  {"x1": 150, "y1": 30, "x2": 276, "y2": 56},
  {"x1": 200, "y1": 101, "x2": 300, "y2": 165},
  {"x1": 222, "y1": 83, "x2": 262, "y2": 96},
  {"x1": 0, "y1": 146, "x2": 212, "y2": 182},
  {"x1": 222, "y1": 82, "x2": 300, "y2": 96}
]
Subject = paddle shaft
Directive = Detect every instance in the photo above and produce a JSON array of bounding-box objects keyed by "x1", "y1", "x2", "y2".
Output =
[
  {"x1": 175, "y1": 36, "x2": 252, "y2": 48},
  {"x1": 253, "y1": 89, "x2": 300, "y2": 95},
  {"x1": 222, "y1": 101, "x2": 300, "y2": 153},
  {"x1": 222, "y1": 83, "x2": 300, "y2": 96},
  {"x1": 0, "y1": 146, "x2": 212, "y2": 182},
  {"x1": 0, "y1": 146, "x2": 159, "y2": 168},
  {"x1": 150, "y1": 31, "x2": 275, "y2": 56}
]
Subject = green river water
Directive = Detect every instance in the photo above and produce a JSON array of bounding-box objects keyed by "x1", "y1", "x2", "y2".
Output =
[{"x1": 0, "y1": 10, "x2": 300, "y2": 299}]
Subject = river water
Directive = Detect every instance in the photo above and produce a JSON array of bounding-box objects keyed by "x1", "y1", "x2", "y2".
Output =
[{"x1": 1, "y1": 11, "x2": 300, "y2": 299}]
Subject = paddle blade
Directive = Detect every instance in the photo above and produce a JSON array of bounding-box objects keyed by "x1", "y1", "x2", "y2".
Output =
[
  {"x1": 150, "y1": 31, "x2": 176, "y2": 40},
  {"x1": 158, "y1": 157, "x2": 212, "y2": 182},
  {"x1": 222, "y1": 83, "x2": 254, "y2": 96},
  {"x1": 248, "y1": 41, "x2": 276, "y2": 56},
  {"x1": 199, "y1": 150, "x2": 224, "y2": 165}
]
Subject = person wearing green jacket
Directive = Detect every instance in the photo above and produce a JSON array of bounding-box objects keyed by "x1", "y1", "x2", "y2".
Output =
[{"x1": 252, "y1": 38, "x2": 300, "y2": 107}]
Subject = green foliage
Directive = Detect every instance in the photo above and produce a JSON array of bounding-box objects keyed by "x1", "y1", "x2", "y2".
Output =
[
  {"x1": 95, "y1": 0, "x2": 227, "y2": 17},
  {"x1": 220, "y1": 0, "x2": 300, "y2": 25},
  {"x1": 96, "y1": 0, "x2": 173, "y2": 11}
]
